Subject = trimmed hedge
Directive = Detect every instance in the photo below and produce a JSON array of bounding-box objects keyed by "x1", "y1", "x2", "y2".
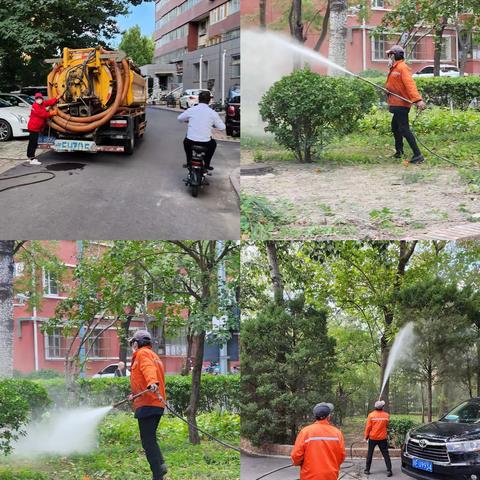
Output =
[
  {"x1": 388, "y1": 417, "x2": 420, "y2": 448},
  {"x1": 37, "y1": 374, "x2": 240, "y2": 414},
  {"x1": 367, "y1": 76, "x2": 480, "y2": 110}
]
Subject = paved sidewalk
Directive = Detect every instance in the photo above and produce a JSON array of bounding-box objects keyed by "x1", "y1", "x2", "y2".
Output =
[{"x1": 0, "y1": 139, "x2": 48, "y2": 174}]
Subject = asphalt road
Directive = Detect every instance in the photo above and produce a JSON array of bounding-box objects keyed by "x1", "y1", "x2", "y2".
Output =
[
  {"x1": 241, "y1": 455, "x2": 409, "y2": 480},
  {"x1": 0, "y1": 107, "x2": 239, "y2": 239}
]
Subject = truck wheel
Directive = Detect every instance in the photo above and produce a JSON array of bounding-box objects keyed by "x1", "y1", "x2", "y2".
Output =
[
  {"x1": 124, "y1": 136, "x2": 134, "y2": 155},
  {"x1": 0, "y1": 120, "x2": 12, "y2": 142}
]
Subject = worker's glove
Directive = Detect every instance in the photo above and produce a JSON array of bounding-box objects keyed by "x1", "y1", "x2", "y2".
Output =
[
  {"x1": 50, "y1": 109, "x2": 58, "y2": 116},
  {"x1": 148, "y1": 383, "x2": 159, "y2": 393}
]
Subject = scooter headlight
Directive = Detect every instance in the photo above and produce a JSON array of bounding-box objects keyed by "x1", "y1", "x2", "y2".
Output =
[{"x1": 446, "y1": 439, "x2": 480, "y2": 453}]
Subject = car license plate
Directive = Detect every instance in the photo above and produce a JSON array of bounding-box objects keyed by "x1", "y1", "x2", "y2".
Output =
[
  {"x1": 412, "y1": 458, "x2": 433, "y2": 472},
  {"x1": 53, "y1": 139, "x2": 97, "y2": 152}
]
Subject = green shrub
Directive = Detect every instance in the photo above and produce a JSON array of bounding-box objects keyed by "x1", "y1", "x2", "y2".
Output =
[
  {"x1": 388, "y1": 417, "x2": 420, "y2": 448},
  {"x1": 14, "y1": 369, "x2": 63, "y2": 380},
  {"x1": 0, "y1": 379, "x2": 51, "y2": 454},
  {"x1": 37, "y1": 375, "x2": 240, "y2": 414},
  {"x1": 259, "y1": 68, "x2": 377, "y2": 162},
  {"x1": 0, "y1": 468, "x2": 47, "y2": 480}
]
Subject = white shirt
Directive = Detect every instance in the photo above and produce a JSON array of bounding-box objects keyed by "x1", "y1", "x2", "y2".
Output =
[{"x1": 177, "y1": 103, "x2": 226, "y2": 142}]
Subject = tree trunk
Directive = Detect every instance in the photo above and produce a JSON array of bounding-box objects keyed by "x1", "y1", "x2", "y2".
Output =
[
  {"x1": 265, "y1": 241, "x2": 283, "y2": 304},
  {"x1": 186, "y1": 331, "x2": 205, "y2": 444},
  {"x1": 427, "y1": 360, "x2": 433, "y2": 422},
  {"x1": 119, "y1": 315, "x2": 133, "y2": 364},
  {"x1": 314, "y1": 0, "x2": 331, "y2": 52},
  {"x1": 421, "y1": 383, "x2": 425, "y2": 424},
  {"x1": 379, "y1": 328, "x2": 390, "y2": 408},
  {"x1": 477, "y1": 337, "x2": 480, "y2": 397},
  {"x1": 259, "y1": 0, "x2": 266, "y2": 29},
  {"x1": 182, "y1": 330, "x2": 194, "y2": 376},
  {"x1": 0, "y1": 241, "x2": 15, "y2": 378},
  {"x1": 433, "y1": 22, "x2": 446, "y2": 77},
  {"x1": 328, "y1": 0, "x2": 348, "y2": 75}
]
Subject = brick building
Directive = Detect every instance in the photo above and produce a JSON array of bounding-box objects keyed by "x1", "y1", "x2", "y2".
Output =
[
  {"x1": 12, "y1": 241, "x2": 239, "y2": 377},
  {"x1": 241, "y1": 0, "x2": 480, "y2": 75},
  {"x1": 142, "y1": 0, "x2": 240, "y2": 102}
]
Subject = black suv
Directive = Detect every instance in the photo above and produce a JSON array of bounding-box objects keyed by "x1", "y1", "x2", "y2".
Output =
[
  {"x1": 225, "y1": 86, "x2": 240, "y2": 137},
  {"x1": 402, "y1": 399, "x2": 480, "y2": 480}
]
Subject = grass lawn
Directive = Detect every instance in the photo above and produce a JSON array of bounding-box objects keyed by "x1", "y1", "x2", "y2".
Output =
[{"x1": 0, "y1": 412, "x2": 240, "y2": 480}]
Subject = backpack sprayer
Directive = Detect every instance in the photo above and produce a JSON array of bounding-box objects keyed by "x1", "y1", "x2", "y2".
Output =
[{"x1": 112, "y1": 387, "x2": 241, "y2": 453}]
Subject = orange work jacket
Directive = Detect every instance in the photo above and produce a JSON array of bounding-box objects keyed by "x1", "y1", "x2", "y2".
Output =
[
  {"x1": 364, "y1": 409, "x2": 390, "y2": 441},
  {"x1": 385, "y1": 60, "x2": 422, "y2": 108},
  {"x1": 291, "y1": 419, "x2": 346, "y2": 480},
  {"x1": 130, "y1": 346, "x2": 166, "y2": 410}
]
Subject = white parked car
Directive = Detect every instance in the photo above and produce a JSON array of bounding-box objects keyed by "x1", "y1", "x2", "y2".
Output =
[
  {"x1": 93, "y1": 362, "x2": 131, "y2": 378},
  {"x1": 179, "y1": 89, "x2": 213, "y2": 109},
  {"x1": 0, "y1": 93, "x2": 34, "y2": 108},
  {"x1": 413, "y1": 65, "x2": 463, "y2": 78},
  {"x1": 0, "y1": 98, "x2": 29, "y2": 141}
]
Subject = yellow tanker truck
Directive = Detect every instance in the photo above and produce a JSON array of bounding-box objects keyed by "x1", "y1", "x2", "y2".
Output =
[{"x1": 39, "y1": 46, "x2": 147, "y2": 154}]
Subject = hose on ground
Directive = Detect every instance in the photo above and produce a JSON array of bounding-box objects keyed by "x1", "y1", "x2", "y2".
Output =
[{"x1": 0, "y1": 171, "x2": 56, "y2": 193}]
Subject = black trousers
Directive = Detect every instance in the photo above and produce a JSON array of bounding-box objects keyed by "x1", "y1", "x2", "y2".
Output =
[
  {"x1": 138, "y1": 414, "x2": 165, "y2": 479},
  {"x1": 366, "y1": 439, "x2": 392, "y2": 472},
  {"x1": 183, "y1": 137, "x2": 217, "y2": 168},
  {"x1": 389, "y1": 106, "x2": 421, "y2": 157},
  {"x1": 27, "y1": 131, "x2": 39, "y2": 159}
]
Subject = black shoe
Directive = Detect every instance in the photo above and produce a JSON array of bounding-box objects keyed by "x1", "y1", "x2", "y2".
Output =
[
  {"x1": 410, "y1": 154, "x2": 425, "y2": 164},
  {"x1": 183, "y1": 163, "x2": 188, "y2": 168},
  {"x1": 154, "y1": 463, "x2": 168, "y2": 480},
  {"x1": 387, "y1": 471, "x2": 393, "y2": 477},
  {"x1": 364, "y1": 469, "x2": 370, "y2": 475},
  {"x1": 393, "y1": 151, "x2": 404, "y2": 159},
  {"x1": 206, "y1": 166, "x2": 214, "y2": 171}
]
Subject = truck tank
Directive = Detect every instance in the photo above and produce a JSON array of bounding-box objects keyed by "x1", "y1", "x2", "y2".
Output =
[{"x1": 46, "y1": 47, "x2": 146, "y2": 134}]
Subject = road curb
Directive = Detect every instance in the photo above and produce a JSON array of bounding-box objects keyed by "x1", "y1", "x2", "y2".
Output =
[{"x1": 230, "y1": 167, "x2": 240, "y2": 203}]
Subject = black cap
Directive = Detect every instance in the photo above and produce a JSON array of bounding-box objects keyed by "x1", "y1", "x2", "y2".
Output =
[{"x1": 313, "y1": 402, "x2": 334, "y2": 419}]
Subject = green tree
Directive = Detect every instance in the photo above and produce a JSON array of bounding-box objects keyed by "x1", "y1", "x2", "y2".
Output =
[
  {"x1": 241, "y1": 297, "x2": 336, "y2": 445},
  {"x1": 0, "y1": 0, "x2": 148, "y2": 88},
  {"x1": 119, "y1": 25, "x2": 154, "y2": 67},
  {"x1": 259, "y1": 69, "x2": 376, "y2": 162}
]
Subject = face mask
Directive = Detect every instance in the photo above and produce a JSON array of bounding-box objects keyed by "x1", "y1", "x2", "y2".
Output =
[
  {"x1": 388, "y1": 56, "x2": 395, "y2": 68},
  {"x1": 35, "y1": 99, "x2": 43, "y2": 104}
]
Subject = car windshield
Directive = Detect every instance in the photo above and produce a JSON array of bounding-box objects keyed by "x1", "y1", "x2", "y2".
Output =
[
  {"x1": 18, "y1": 94, "x2": 34, "y2": 104},
  {"x1": 441, "y1": 401, "x2": 480, "y2": 424},
  {"x1": 0, "y1": 98, "x2": 11, "y2": 108}
]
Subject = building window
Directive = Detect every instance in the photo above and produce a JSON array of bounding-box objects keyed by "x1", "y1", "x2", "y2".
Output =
[
  {"x1": 372, "y1": 0, "x2": 385, "y2": 7},
  {"x1": 88, "y1": 329, "x2": 107, "y2": 358},
  {"x1": 43, "y1": 269, "x2": 59, "y2": 296},
  {"x1": 46, "y1": 328, "x2": 66, "y2": 358},
  {"x1": 165, "y1": 336, "x2": 188, "y2": 356},
  {"x1": 441, "y1": 36, "x2": 452, "y2": 61},
  {"x1": 230, "y1": 0, "x2": 240, "y2": 14},
  {"x1": 193, "y1": 62, "x2": 200, "y2": 81},
  {"x1": 372, "y1": 35, "x2": 388, "y2": 61},
  {"x1": 14, "y1": 262, "x2": 24, "y2": 277},
  {"x1": 156, "y1": 24, "x2": 188, "y2": 48},
  {"x1": 231, "y1": 54, "x2": 240, "y2": 78}
]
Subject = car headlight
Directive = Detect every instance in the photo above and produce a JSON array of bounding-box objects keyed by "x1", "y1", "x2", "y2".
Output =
[{"x1": 446, "y1": 440, "x2": 480, "y2": 453}]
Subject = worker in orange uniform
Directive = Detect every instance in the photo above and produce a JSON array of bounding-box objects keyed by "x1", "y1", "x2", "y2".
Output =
[
  {"x1": 128, "y1": 330, "x2": 168, "y2": 480},
  {"x1": 291, "y1": 403, "x2": 346, "y2": 480},
  {"x1": 385, "y1": 45, "x2": 427, "y2": 165},
  {"x1": 364, "y1": 400, "x2": 392, "y2": 477}
]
